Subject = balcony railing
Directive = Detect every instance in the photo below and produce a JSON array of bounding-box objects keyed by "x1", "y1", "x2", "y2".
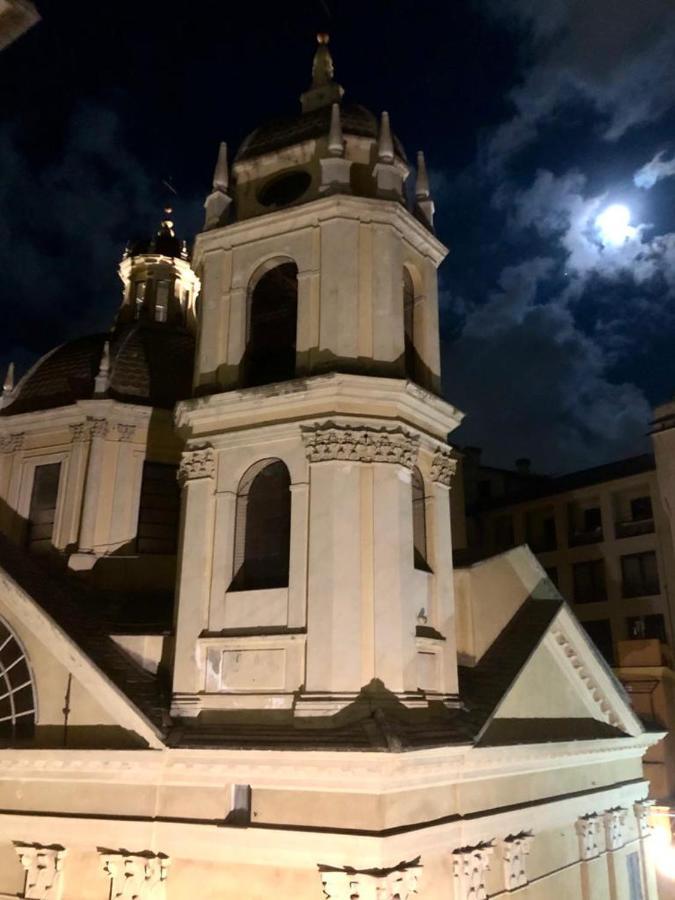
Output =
[
  {"x1": 568, "y1": 526, "x2": 603, "y2": 547},
  {"x1": 615, "y1": 518, "x2": 655, "y2": 539}
]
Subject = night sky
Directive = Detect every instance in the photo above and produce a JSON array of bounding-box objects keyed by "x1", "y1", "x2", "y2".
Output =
[{"x1": 2, "y1": 0, "x2": 675, "y2": 473}]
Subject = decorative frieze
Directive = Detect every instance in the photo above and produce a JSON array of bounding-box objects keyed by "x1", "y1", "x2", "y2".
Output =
[
  {"x1": 501, "y1": 832, "x2": 533, "y2": 890},
  {"x1": 319, "y1": 859, "x2": 421, "y2": 899},
  {"x1": 576, "y1": 814, "x2": 602, "y2": 860},
  {"x1": 604, "y1": 807, "x2": 628, "y2": 851},
  {"x1": 178, "y1": 446, "x2": 216, "y2": 485},
  {"x1": 0, "y1": 432, "x2": 24, "y2": 453},
  {"x1": 100, "y1": 852, "x2": 170, "y2": 900},
  {"x1": 15, "y1": 844, "x2": 66, "y2": 900},
  {"x1": 452, "y1": 842, "x2": 494, "y2": 900},
  {"x1": 116, "y1": 423, "x2": 137, "y2": 442},
  {"x1": 302, "y1": 423, "x2": 419, "y2": 468},
  {"x1": 430, "y1": 448, "x2": 456, "y2": 486},
  {"x1": 634, "y1": 799, "x2": 654, "y2": 839}
]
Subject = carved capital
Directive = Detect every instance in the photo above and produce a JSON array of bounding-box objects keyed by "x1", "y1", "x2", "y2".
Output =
[
  {"x1": 16, "y1": 844, "x2": 66, "y2": 900},
  {"x1": 0, "y1": 432, "x2": 24, "y2": 453},
  {"x1": 576, "y1": 814, "x2": 601, "y2": 860},
  {"x1": 430, "y1": 448, "x2": 457, "y2": 486},
  {"x1": 319, "y1": 859, "x2": 421, "y2": 899},
  {"x1": 603, "y1": 807, "x2": 628, "y2": 851},
  {"x1": 452, "y1": 842, "x2": 493, "y2": 900},
  {"x1": 178, "y1": 446, "x2": 215, "y2": 485},
  {"x1": 501, "y1": 832, "x2": 532, "y2": 891},
  {"x1": 116, "y1": 423, "x2": 137, "y2": 443},
  {"x1": 302, "y1": 423, "x2": 419, "y2": 468},
  {"x1": 69, "y1": 422, "x2": 90, "y2": 443},
  {"x1": 100, "y1": 852, "x2": 170, "y2": 900},
  {"x1": 89, "y1": 417, "x2": 109, "y2": 440},
  {"x1": 634, "y1": 799, "x2": 654, "y2": 839}
]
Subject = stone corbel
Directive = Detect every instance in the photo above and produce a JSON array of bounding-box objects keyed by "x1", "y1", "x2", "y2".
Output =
[
  {"x1": 178, "y1": 445, "x2": 216, "y2": 485},
  {"x1": 430, "y1": 448, "x2": 457, "y2": 487},
  {"x1": 0, "y1": 432, "x2": 25, "y2": 453},
  {"x1": 634, "y1": 799, "x2": 654, "y2": 839},
  {"x1": 501, "y1": 832, "x2": 533, "y2": 891},
  {"x1": 319, "y1": 858, "x2": 421, "y2": 899},
  {"x1": 452, "y1": 842, "x2": 494, "y2": 900},
  {"x1": 603, "y1": 807, "x2": 628, "y2": 851},
  {"x1": 15, "y1": 844, "x2": 67, "y2": 900},
  {"x1": 100, "y1": 851, "x2": 170, "y2": 900},
  {"x1": 576, "y1": 814, "x2": 602, "y2": 860}
]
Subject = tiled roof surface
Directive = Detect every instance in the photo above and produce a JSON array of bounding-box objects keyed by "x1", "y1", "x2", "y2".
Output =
[
  {"x1": 2, "y1": 322, "x2": 195, "y2": 416},
  {"x1": 235, "y1": 102, "x2": 407, "y2": 162}
]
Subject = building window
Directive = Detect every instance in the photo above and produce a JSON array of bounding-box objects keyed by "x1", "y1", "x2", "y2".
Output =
[
  {"x1": 627, "y1": 614, "x2": 666, "y2": 642},
  {"x1": 134, "y1": 281, "x2": 146, "y2": 318},
  {"x1": 0, "y1": 618, "x2": 36, "y2": 742},
  {"x1": 403, "y1": 267, "x2": 417, "y2": 381},
  {"x1": 136, "y1": 463, "x2": 180, "y2": 555},
  {"x1": 526, "y1": 509, "x2": 557, "y2": 552},
  {"x1": 27, "y1": 462, "x2": 61, "y2": 553},
  {"x1": 572, "y1": 559, "x2": 607, "y2": 604},
  {"x1": 621, "y1": 551, "x2": 660, "y2": 598},
  {"x1": 494, "y1": 514, "x2": 515, "y2": 551},
  {"x1": 615, "y1": 493, "x2": 655, "y2": 538},
  {"x1": 631, "y1": 496, "x2": 653, "y2": 522},
  {"x1": 232, "y1": 460, "x2": 291, "y2": 590},
  {"x1": 411, "y1": 467, "x2": 429, "y2": 570},
  {"x1": 155, "y1": 280, "x2": 169, "y2": 322},
  {"x1": 582, "y1": 618, "x2": 614, "y2": 665},
  {"x1": 244, "y1": 262, "x2": 298, "y2": 387}
]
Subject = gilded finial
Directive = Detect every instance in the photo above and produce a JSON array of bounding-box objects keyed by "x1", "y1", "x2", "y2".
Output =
[{"x1": 312, "y1": 31, "x2": 334, "y2": 87}]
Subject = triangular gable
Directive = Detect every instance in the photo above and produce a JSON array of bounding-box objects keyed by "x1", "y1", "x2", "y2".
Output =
[
  {"x1": 489, "y1": 604, "x2": 643, "y2": 739},
  {"x1": 0, "y1": 554, "x2": 164, "y2": 749}
]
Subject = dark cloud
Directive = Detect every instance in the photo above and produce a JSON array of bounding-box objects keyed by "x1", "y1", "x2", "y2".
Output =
[{"x1": 482, "y1": 0, "x2": 675, "y2": 166}]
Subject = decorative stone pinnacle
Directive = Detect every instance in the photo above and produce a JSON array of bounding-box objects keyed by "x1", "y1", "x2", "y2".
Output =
[
  {"x1": 94, "y1": 340, "x2": 111, "y2": 397},
  {"x1": 378, "y1": 111, "x2": 395, "y2": 163},
  {"x1": 3, "y1": 361, "x2": 14, "y2": 393},
  {"x1": 212, "y1": 141, "x2": 229, "y2": 192},
  {"x1": 416, "y1": 150, "x2": 430, "y2": 200},
  {"x1": 328, "y1": 103, "x2": 344, "y2": 157}
]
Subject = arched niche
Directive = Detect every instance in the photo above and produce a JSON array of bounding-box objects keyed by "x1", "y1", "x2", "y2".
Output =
[
  {"x1": 231, "y1": 459, "x2": 291, "y2": 590},
  {"x1": 244, "y1": 260, "x2": 298, "y2": 387}
]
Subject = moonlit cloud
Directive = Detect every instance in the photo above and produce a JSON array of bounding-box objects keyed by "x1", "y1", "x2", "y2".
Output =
[{"x1": 634, "y1": 150, "x2": 675, "y2": 189}]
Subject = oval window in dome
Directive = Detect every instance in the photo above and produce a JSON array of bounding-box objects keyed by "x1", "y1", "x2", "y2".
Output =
[{"x1": 258, "y1": 170, "x2": 311, "y2": 208}]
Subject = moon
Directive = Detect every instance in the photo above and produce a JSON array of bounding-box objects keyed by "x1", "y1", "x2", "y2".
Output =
[{"x1": 596, "y1": 203, "x2": 633, "y2": 245}]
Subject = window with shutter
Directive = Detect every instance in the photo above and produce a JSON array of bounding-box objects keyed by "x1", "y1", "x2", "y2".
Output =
[
  {"x1": 244, "y1": 263, "x2": 298, "y2": 387},
  {"x1": 231, "y1": 460, "x2": 291, "y2": 590},
  {"x1": 411, "y1": 467, "x2": 430, "y2": 571},
  {"x1": 27, "y1": 462, "x2": 61, "y2": 553}
]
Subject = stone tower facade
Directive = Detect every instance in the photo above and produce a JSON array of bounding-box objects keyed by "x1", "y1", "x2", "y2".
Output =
[{"x1": 172, "y1": 37, "x2": 462, "y2": 718}]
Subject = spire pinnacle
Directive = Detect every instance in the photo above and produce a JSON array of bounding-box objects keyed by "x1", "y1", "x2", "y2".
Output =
[
  {"x1": 3, "y1": 362, "x2": 14, "y2": 394},
  {"x1": 377, "y1": 111, "x2": 395, "y2": 164},
  {"x1": 212, "y1": 141, "x2": 229, "y2": 192},
  {"x1": 328, "y1": 103, "x2": 344, "y2": 157},
  {"x1": 94, "y1": 340, "x2": 111, "y2": 397},
  {"x1": 415, "y1": 151, "x2": 430, "y2": 199}
]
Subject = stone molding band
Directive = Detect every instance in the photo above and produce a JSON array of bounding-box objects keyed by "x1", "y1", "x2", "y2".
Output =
[
  {"x1": 301, "y1": 423, "x2": 419, "y2": 468},
  {"x1": 69, "y1": 419, "x2": 137, "y2": 444}
]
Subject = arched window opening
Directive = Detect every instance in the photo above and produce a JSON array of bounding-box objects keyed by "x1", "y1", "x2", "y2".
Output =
[
  {"x1": 245, "y1": 262, "x2": 298, "y2": 387},
  {"x1": 411, "y1": 467, "x2": 429, "y2": 571},
  {"x1": 403, "y1": 267, "x2": 417, "y2": 381},
  {"x1": 232, "y1": 460, "x2": 291, "y2": 590},
  {"x1": 0, "y1": 620, "x2": 36, "y2": 742}
]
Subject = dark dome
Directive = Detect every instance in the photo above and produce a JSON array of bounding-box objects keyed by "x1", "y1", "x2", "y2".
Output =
[
  {"x1": 125, "y1": 231, "x2": 187, "y2": 259},
  {"x1": 235, "y1": 102, "x2": 407, "y2": 163},
  {"x1": 3, "y1": 323, "x2": 195, "y2": 416}
]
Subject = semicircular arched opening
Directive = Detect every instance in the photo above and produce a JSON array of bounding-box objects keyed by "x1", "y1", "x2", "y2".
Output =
[
  {"x1": 244, "y1": 261, "x2": 298, "y2": 387},
  {"x1": 0, "y1": 618, "x2": 36, "y2": 742}
]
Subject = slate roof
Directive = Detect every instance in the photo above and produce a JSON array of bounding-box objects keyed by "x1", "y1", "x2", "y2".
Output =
[
  {"x1": 2, "y1": 322, "x2": 195, "y2": 416},
  {"x1": 0, "y1": 535, "x2": 168, "y2": 733},
  {"x1": 235, "y1": 102, "x2": 407, "y2": 162}
]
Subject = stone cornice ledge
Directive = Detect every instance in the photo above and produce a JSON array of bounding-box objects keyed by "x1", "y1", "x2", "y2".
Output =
[{"x1": 175, "y1": 373, "x2": 464, "y2": 441}]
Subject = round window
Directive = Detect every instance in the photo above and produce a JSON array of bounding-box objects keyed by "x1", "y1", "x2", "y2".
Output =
[{"x1": 258, "y1": 170, "x2": 311, "y2": 208}]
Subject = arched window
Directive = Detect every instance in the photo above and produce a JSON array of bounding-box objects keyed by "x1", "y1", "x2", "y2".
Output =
[
  {"x1": 411, "y1": 467, "x2": 429, "y2": 571},
  {"x1": 403, "y1": 267, "x2": 417, "y2": 381},
  {"x1": 0, "y1": 619, "x2": 36, "y2": 741},
  {"x1": 232, "y1": 460, "x2": 291, "y2": 590},
  {"x1": 245, "y1": 262, "x2": 298, "y2": 387}
]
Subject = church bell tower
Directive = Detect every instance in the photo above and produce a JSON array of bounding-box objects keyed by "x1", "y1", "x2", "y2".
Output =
[{"x1": 171, "y1": 36, "x2": 464, "y2": 719}]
